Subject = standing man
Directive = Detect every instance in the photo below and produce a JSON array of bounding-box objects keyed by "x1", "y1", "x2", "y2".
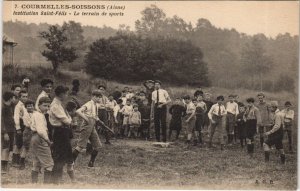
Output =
[
  {"x1": 256, "y1": 93, "x2": 271, "y2": 148},
  {"x1": 49, "y1": 86, "x2": 74, "y2": 184},
  {"x1": 151, "y1": 80, "x2": 171, "y2": 142},
  {"x1": 263, "y1": 101, "x2": 285, "y2": 164},
  {"x1": 36, "y1": 79, "x2": 54, "y2": 141}
]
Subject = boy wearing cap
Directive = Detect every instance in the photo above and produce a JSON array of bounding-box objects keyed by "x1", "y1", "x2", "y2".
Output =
[
  {"x1": 30, "y1": 96, "x2": 54, "y2": 184},
  {"x1": 12, "y1": 90, "x2": 28, "y2": 168},
  {"x1": 245, "y1": 98, "x2": 261, "y2": 157},
  {"x1": 49, "y1": 86, "x2": 75, "y2": 184},
  {"x1": 36, "y1": 79, "x2": 54, "y2": 141},
  {"x1": 151, "y1": 80, "x2": 171, "y2": 142},
  {"x1": 226, "y1": 95, "x2": 239, "y2": 145},
  {"x1": 256, "y1": 93, "x2": 271, "y2": 148},
  {"x1": 208, "y1": 96, "x2": 227, "y2": 150},
  {"x1": 281, "y1": 101, "x2": 294, "y2": 151},
  {"x1": 1, "y1": 92, "x2": 17, "y2": 174},
  {"x1": 263, "y1": 101, "x2": 285, "y2": 164},
  {"x1": 72, "y1": 90, "x2": 103, "y2": 168}
]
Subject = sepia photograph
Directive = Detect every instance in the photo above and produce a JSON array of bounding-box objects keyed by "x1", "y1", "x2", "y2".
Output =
[{"x1": 1, "y1": 1, "x2": 299, "y2": 190}]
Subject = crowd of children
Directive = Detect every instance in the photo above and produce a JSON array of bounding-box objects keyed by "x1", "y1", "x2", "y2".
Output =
[{"x1": 1, "y1": 78, "x2": 295, "y2": 184}]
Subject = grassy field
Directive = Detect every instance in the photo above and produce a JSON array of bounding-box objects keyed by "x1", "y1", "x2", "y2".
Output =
[
  {"x1": 1, "y1": 68, "x2": 298, "y2": 189},
  {"x1": 1, "y1": 136, "x2": 297, "y2": 189}
]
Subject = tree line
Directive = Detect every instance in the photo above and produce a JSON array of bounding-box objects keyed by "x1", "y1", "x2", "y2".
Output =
[{"x1": 3, "y1": 5, "x2": 298, "y2": 92}]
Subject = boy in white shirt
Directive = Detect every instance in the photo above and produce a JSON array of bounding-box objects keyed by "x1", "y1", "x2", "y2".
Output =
[
  {"x1": 129, "y1": 104, "x2": 141, "y2": 138},
  {"x1": 183, "y1": 96, "x2": 196, "y2": 146},
  {"x1": 72, "y1": 90, "x2": 103, "y2": 168},
  {"x1": 120, "y1": 99, "x2": 133, "y2": 138},
  {"x1": 208, "y1": 96, "x2": 227, "y2": 150},
  {"x1": 30, "y1": 97, "x2": 54, "y2": 184},
  {"x1": 226, "y1": 95, "x2": 239, "y2": 145}
]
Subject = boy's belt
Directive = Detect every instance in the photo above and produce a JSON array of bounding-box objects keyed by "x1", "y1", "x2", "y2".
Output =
[
  {"x1": 52, "y1": 125, "x2": 70, "y2": 129},
  {"x1": 227, "y1": 112, "x2": 235, "y2": 115}
]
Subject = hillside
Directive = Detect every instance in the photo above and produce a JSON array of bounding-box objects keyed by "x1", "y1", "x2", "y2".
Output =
[{"x1": 3, "y1": 14, "x2": 298, "y2": 91}]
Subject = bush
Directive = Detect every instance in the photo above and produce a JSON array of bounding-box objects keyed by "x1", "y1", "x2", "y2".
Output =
[{"x1": 85, "y1": 33, "x2": 209, "y2": 86}]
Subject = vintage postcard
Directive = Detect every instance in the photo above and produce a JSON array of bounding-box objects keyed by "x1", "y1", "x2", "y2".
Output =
[{"x1": 1, "y1": 0, "x2": 298, "y2": 190}]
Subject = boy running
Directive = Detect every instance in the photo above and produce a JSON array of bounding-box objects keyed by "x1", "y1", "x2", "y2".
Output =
[{"x1": 72, "y1": 90, "x2": 103, "y2": 168}]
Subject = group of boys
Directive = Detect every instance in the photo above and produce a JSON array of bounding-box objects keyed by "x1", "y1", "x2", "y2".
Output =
[
  {"x1": 1, "y1": 78, "x2": 295, "y2": 185},
  {"x1": 168, "y1": 90, "x2": 294, "y2": 165}
]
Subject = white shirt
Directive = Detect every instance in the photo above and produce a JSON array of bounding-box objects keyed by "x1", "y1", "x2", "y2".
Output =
[
  {"x1": 35, "y1": 91, "x2": 49, "y2": 111},
  {"x1": 31, "y1": 111, "x2": 50, "y2": 141},
  {"x1": 126, "y1": 93, "x2": 135, "y2": 100},
  {"x1": 113, "y1": 105, "x2": 121, "y2": 119},
  {"x1": 281, "y1": 109, "x2": 294, "y2": 122},
  {"x1": 151, "y1": 89, "x2": 171, "y2": 104},
  {"x1": 49, "y1": 98, "x2": 72, "y2": 127},
  {"x1": 208, "y1": 103, "x2": 227, "y2": 120},
  {"x1": 23, "y1": 111, "x2": 33, "y2": 128},
  {"x1": 14, "y1": 101, "x2": 28, "y2": 130},
  {"x1": 120, "y1": 105, "x2": 133, "y2": 116},
  {"x1": 77, "y1": 100, "x2": 98, "y2": 118},
  {"x1": 186, "y1": 102, "x2": 196, "y2": 115},
  {"x1": 97, "y1": 96, "x2": 109, "y2": 109},
  {"x1": 226, "y1": 101, "x2": 239, "y2": 116},
  {"x1": 121, "y1": 97, "x2": 127, "y2": 105}
]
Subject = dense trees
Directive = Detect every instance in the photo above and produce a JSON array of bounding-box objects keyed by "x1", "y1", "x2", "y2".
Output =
[
  {"x1": 85, "y1": 33, "x2": 209, "y2": 85},
  {"x1": 3, "y1": 4, "x2": 298, "y2": 92}
]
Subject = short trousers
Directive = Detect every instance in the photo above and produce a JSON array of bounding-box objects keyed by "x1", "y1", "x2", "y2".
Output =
[
  {"x1": 184, "y1": 116, "x2": 196, "y2": 134},
  {"x1": 23, "y1": 127, "x2": 32, "y2": 150},
  {"x1": 265, "y1": 130, "x2": 284, "y2": 150},
  {"x1": 246, "y1": 119, "x2": 257, "y2": 139},
  {"x1": 226, "y1": 113, "x2": 236, "y2": 134},
  {"x1": 31, "y1": 133, "x2": 54, "y2": 171},
  {"x1": 195, "y1": 114, "x2": 204, "y2": 132},
  {"x1": 1, "y1": 132, "x2": 14, "y2": 151},
  {"x1": 76, "y1": 118, "x2": 102, "y2": 152},
  {"x1": 123, "y1": 116, "x2": 130, "y2": 125},
  {"x1": 210, "y1": 115, "x2": 226, "y2": 144}
]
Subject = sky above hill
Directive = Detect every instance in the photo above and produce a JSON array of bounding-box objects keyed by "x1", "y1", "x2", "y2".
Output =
[{"x1": 3, "y1": 1, "x2": 299, "y2": 38}]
